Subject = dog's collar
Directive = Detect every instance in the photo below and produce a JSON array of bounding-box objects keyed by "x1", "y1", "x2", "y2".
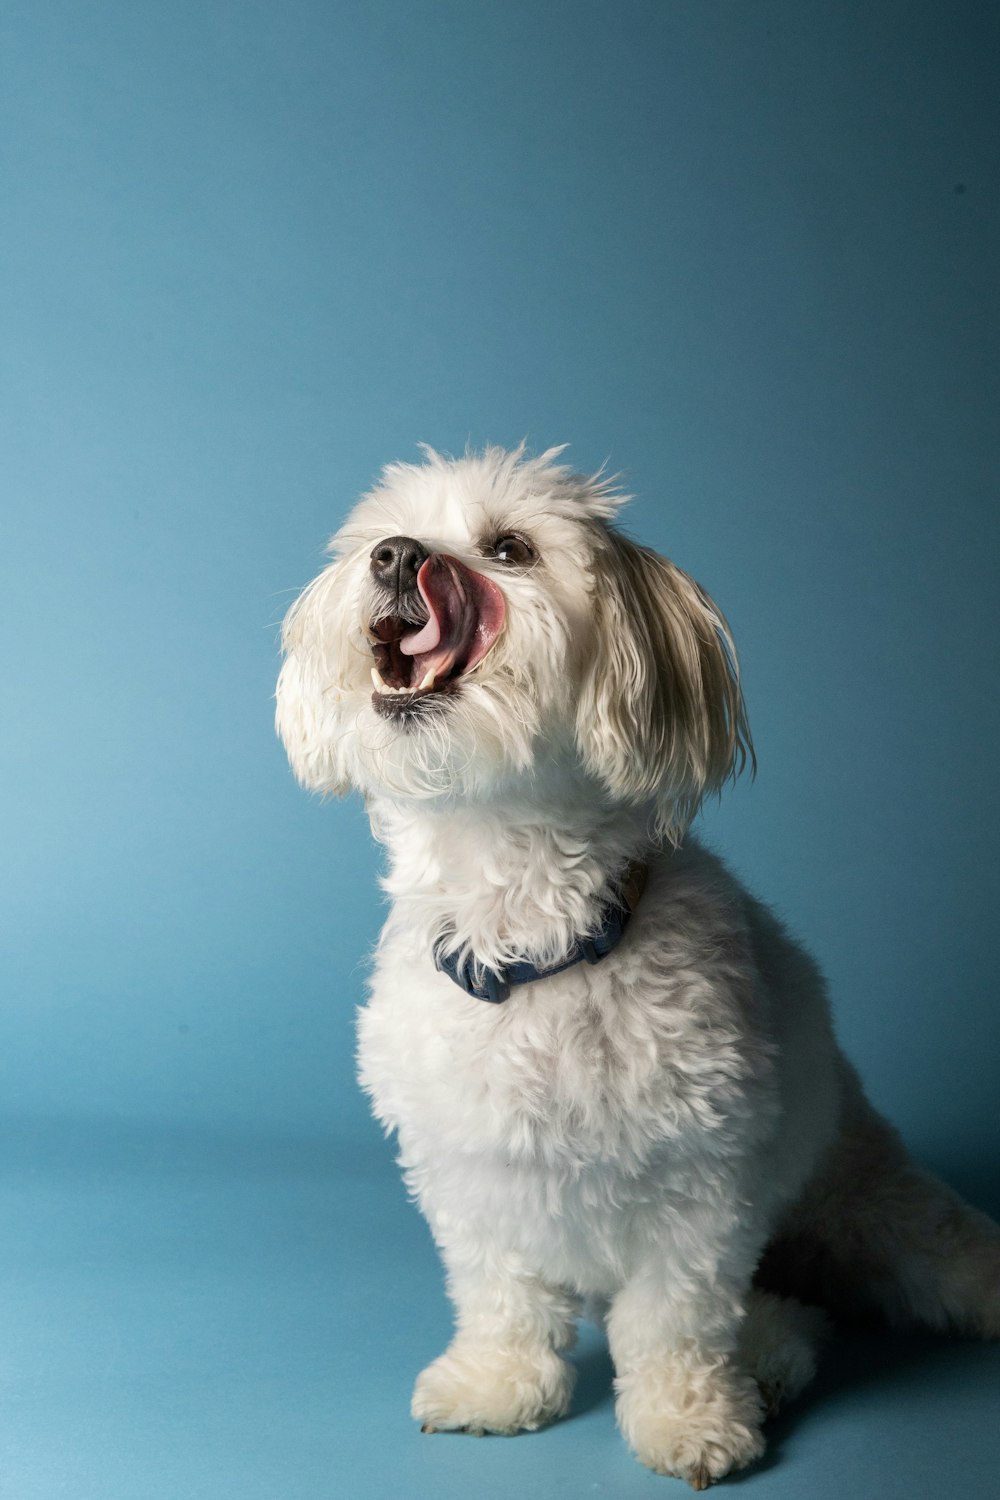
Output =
[{"x1": 434, "y1": 861, "x2": 648, "y2": 1004}]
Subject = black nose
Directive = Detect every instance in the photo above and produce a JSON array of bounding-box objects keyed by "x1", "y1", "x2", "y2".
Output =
[{"x1": 370, "y1": 535, "x2": 429, "y2": 594}]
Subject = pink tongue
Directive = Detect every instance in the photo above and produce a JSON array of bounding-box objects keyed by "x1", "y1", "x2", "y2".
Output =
[
  {"x1": 400, "y1": 554, "x2": 505, "y2": 680},
  {"x1": 398, "y1": 603, "x2": 441, "y2": 657}
]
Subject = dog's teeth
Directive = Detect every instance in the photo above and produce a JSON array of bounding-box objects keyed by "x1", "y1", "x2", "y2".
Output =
[
  {"x1": 417, "y1": 668, "x2": 437, "y2": 692},
  {"x1": 371, "y1": 666, "x2": 426, "y2": 696}
]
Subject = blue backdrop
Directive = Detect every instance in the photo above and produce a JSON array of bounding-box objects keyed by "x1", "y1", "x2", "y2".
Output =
[{"x1": 2, "y1": 3, "x2": 997, "y2": 1497}]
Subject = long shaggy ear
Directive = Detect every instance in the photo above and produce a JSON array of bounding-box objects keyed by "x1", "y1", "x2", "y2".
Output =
[
  {"x1": 575, "y1": 530, "x2": 754, "y2": 842},
  {"x1": 275, "y1": 559, "x2": 355, "y2": 795}
]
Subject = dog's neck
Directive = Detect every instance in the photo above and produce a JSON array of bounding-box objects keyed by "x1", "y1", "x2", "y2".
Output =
[{"x1": 369, "y1": 774, "x2": 655, "y2": 972}]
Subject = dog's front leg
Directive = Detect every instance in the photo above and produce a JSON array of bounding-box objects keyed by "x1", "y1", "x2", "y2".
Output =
[
  {"x1": 608, "y1": 1241, "x2": 765, "y2": 1488},
  {"x1": 412, "y1": 1248, "x2": 578, "y2": 1436}
]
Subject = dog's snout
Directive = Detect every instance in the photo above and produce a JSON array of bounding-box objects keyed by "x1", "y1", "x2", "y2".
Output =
[{"x1": 370, "y1": 535, "x2": 429, "y2": 594}]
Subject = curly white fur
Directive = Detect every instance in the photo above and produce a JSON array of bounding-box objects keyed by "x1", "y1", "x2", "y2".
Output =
[{"x1": 277, "y1": 446, "x2": 1000, "y2": 1487}]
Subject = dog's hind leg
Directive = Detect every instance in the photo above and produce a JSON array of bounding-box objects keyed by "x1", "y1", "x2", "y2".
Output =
[
  {"x1": 758, "y1": 1063, "x2": 1000, "y2": 1338},
  {"x1": 736, "y1": 1289, "x2": 828, "y2": 1413}
]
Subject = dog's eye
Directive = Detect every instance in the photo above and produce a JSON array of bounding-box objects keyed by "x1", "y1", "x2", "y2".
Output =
[{"x1": 489, "y1": 533, "x2": 536, "y2": 567}]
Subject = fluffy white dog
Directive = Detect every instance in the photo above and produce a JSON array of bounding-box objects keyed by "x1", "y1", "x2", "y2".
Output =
[{"x1": 276, "y1": 445, "x2": 999, "y2": 1487}]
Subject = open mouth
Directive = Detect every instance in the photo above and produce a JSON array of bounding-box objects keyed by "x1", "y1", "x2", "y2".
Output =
[{"x1": 368, "y1": 553, "x2": 505, "y2": 716}]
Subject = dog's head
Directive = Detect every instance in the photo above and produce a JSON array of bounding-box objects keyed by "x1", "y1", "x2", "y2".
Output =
[{"x1": 276, "y1": 445, "x2": 752, "y2": 839}]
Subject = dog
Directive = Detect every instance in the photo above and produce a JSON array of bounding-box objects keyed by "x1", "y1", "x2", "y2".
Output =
[{"x1": 276, "y1": 444, "x2": 1000, "y2": 1487}]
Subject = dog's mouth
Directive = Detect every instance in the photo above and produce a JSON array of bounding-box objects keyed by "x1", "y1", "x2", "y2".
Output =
[{"x1": 368, "y1": 554, "x2": 505, "y2": 716}]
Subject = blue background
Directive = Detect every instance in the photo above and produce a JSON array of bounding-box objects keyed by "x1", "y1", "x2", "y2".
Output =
[{"x1": 2, "y1": 1, "x2": 998, "y2": 1496}]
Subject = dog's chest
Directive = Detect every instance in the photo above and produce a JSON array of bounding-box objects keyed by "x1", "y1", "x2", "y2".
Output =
[{"x1": 358, "y1": 939, "x2": 756, "y2": 1174}]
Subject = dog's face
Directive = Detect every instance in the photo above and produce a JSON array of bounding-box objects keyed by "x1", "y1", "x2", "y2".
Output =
[{"x1": 276, "y1": 446, "x2": 751, "y2": 837}]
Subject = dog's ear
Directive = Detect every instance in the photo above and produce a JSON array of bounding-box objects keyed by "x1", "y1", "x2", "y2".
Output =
[
  {"x1": 275, "y1": 559, "x2": 354, "y2": 796},
  {"x1": 575, "y1": 530, "x2": 753, "y2": 841}
]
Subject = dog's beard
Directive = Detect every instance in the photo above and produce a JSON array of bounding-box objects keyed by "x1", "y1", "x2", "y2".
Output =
[{"x1": 347, "y1": 670, "x2": 543, "y2": 803}]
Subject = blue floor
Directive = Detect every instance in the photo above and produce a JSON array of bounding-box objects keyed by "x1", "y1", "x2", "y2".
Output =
[{"x1": 2, "y1": 1116, "x2": 997, "y2": 1499}]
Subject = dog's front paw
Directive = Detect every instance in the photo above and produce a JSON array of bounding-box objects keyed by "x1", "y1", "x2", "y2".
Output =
[
  {"x1": 616, "y1": 1364, "x2": 765, "y2": 1488},
  {"x1": 412, "y1": 1338, "x2": 574, "y2": 1435}
]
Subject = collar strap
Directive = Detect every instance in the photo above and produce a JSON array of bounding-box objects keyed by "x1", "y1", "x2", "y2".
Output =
[{"x1": 434, "y1": 861, "x2": 648, "y2": 1004}]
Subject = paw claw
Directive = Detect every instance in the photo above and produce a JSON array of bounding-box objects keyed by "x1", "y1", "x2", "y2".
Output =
[
  {"x1": 420, "y1": 1423, "x2": 437, "y2": 1434},
  {"x1": 689, "y1": 1464, "x2": 712, "y2": 1491},
  {"x1": 758, "y1": 1380, "x2": 782, "y2": 1418}
]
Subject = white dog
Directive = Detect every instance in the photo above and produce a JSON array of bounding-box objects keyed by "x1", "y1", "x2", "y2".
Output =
[{"x1": 276, "y1": 445, "x2": 1000, "y2": 1487}]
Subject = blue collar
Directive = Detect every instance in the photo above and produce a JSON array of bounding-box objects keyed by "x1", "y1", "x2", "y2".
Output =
[{"x1": 434, "y1": 862, "x2": 648, "y2": 1004}]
